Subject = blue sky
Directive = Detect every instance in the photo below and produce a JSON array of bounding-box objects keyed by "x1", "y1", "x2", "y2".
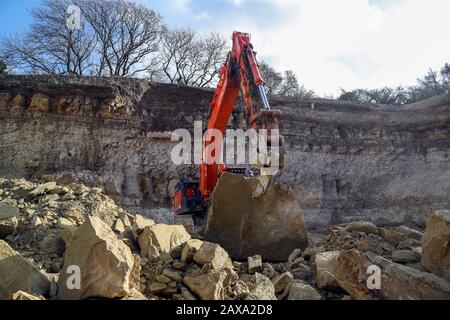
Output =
[
  {"x1": 0, "y1": 0, "x2": 35, "y2": 35},
  {"x1": 1, "y1": 0, "x2": 449, "y2": 95}
]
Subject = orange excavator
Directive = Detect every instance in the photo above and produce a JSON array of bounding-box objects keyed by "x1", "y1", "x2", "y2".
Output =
[{"x1": 173, "y1": 31, "x2": 283, "y2": 218}]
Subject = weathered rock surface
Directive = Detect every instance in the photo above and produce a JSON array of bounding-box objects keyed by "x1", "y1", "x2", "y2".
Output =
[
  {"x1": 0, "y1": 200, "x2": 19, "y2": 220},
  {"x1": 287, "y1": 283, "x2": 321, "y2": 300},
  {"x1": 0, "y1": 240, "x2": 50, "y2": 299},
  {"x1": 138, "y1": 224, "x2": 190, "y2": 260},
  {"x1": 392, "y1": 250, "x2": 421, "y2": 264},
  {"x1": 132, "y1": 214, "x2": 155, "y2": 240},
  {"x1": 344, "y1": 221, "x2": 379, "y2": 235},
  {"x1": 38, "y1": 233, "x2": 65, "y2": 255},
  {"x1": 0, "y1": 178, "x2": 123, "y2": 274},
  {"x1": 395, "y1": 225, "x2": 424, "y2": 241},
  {"x1": 0, "y1": 200, "x2": 19, "y2": 238},
  {"x1": 1, "y1": 75, "x2": 449, "y2": 228},
  {"x1": 57, "y1": 216, "x2": 134, "y2": 300},
  {"x1": 204, "y1": 173, "x2": 308, "y2": 260},
  {"x1": 272, "y1": 271, "x2": 293, "y2": 293},
  {"x1": 421, "y1": 210, "x2": 450, "y2": 281},
  {"x1": 0, "y1": 216, "x2": 17, "y2": 238},
  {"x1": 149, "y1": 282, "x2": 167, "y2": 294},
  {"x1": 327, "y1": 249, "x2": 450, "y2": 300},
  {"x1": 378, "y1": 228, "x2": 405, "y2": 246},
  {"x1": 287, "y1": 249, "x2": 302, "y2": 266},
  {"x1": 183, "y1": 269, "x2": 229, "y2": 300},
  {"x1": 319, "y1": 228, "x2": 395, "y2": 258},
  {"x1": 1, "y1": 171, "x2": 450, "y2": 301},
  {"x1": 397, "y1": 238, "x2": 421, "y2": 250},
  {"x1": 30, "y1": 182, "x2": 57, "y2": 197},
  {"x1": 11, "y1": 290, "x2": 45, "y2": 300},
  {"x1": 291, "y1": 263, "x2": 312, "y2": 280},
  {"x1": 181, "y1": 239, "x2": 203, "y2": 263},
  {"x1": 248, "y1": 255, "x2": 262, "y2": 274},
  {"x1": 193, "y1": 242, "x2": 233, "y2": 271},
  {"x1": 244, "y1": 273, "x2": 277, "y2": 300},
  {"x1": 313, "y1": 251, "x2": 340, "y2": 289}
]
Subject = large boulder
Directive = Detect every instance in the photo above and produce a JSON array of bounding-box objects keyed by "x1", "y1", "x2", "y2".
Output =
[
  {"x1": 244, "y1": 273, "x2": 277, "y2": 300},
  {"x1": 395, "y1": 225, "x2": 423, "y2": 241},
  {"x1": 0, "y1": 240, "x2": 50, "y2": 299},
  {"x1": 271, "y1": 271, "x2": 293, "y2": 294},
  {"x1": 392, "y1": 250, "x2": 421, "y2": 264},
  {"x1": 378, "y1": 228, "x2": 405, "y2": 246},
  {"x1": 57, "y1": 216, "x2": 134, "y2": 300},
  {"x1": 313, "y1": 251, "x2": 340, "y2": 289},
  {"x1": 0, "y1": 200, "x2": 19, "y2": 238},
  {"x1": 204, "y1": 173, "x2": 308, "y2": 261},
  {"x1": 29, "y1": 182, "x2": 57, "y2": 197},
  {"x1": 193, "y1": 242, "x2": 233, "y2": 271},
  {"x1": 131, "y1": 214, "x2": 155, "y2": 240},
  {"x1": 183, "y1": 269, "x2": 230, "y2": 300},
  {"x1": 344, "y1": 221, "x2": 379, "y2": 235},
  {"x1": 287, "y1": 283, "x2": 321, "y2": 300},
  {"x1": 327, "y1": 249, "x2": 450, "y2": 300},
  {"x1": 0, "y1": 200, "x2": 19, "y2": 220},
  {"x1": 248, "y1": 255, "x2": 263, "y2": 274},
  {"x1": 421, "y1": 210, "x2": 450, "y2": 281},
  {"x1": 0, "y1": 217, "x2": 17, "y2": 239},
  {"x1": 181, "y1": 239, "x2": 203, "y2": 263},
  {"x1": 138, "y1": 224, "x2": 190, "y2": 260}
]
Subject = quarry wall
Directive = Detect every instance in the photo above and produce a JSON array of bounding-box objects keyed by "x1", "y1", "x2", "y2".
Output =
[{"x1": 0, "y1": 75, "x2": 449, "y2": 229}]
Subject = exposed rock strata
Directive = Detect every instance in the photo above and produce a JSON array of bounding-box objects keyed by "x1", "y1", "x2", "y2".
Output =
[{"x1": 1, "y1": 75, "x2": 449, "y2": 228}]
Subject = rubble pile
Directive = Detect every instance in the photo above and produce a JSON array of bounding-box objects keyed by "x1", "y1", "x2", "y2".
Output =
[{"x1": 0, "y1": 178, "x2": 449, "y2": 300}]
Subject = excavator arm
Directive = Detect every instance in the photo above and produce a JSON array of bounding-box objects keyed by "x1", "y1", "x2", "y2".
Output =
[
  {"x1": 173, "y1": 31, "x2": 283, "y2": 216},
  {"x1": 199, "y1": 31, "x2": 282, "y2": 201}
]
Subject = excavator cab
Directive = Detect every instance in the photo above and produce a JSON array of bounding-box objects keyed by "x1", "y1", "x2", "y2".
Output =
[{"x1": 173, "y1": 179, "x2": 203, "y2": 215}]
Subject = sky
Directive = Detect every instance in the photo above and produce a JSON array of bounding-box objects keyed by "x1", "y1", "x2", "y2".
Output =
[{"x1": 1, "y1": 0, "x2": 449, "y2": 96}]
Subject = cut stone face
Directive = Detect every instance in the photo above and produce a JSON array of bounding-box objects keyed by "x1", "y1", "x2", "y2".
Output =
[{"x1": 204, "y1": 173, "x2": 308, "y2": 261}]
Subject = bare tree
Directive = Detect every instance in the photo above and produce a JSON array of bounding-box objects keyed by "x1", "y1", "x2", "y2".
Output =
[
  {"x1": 1, "y1": 0, "x2": 96, "y2": 75},
  {"x1": 78, "y1": 0, "x2": 163, "y2": 77},
  {"x1": 0, "y1": 60, "x2": 6, "y2": 75},
  {"x1": 339, "y1": 86, "x2": 409, "y2": 104},
  {"x1": 259, "y1": 61, "x2": 283, "y2": 95},
  {"x1": 418, "y1": 68, "x2": 443, "y2": 95},
  {"x1": 278, "y1": 70, "x2": 299, "y2": 97},
  {"x1": 281, "y1": 70, "x2": 315, "y2": 98},
  {"x1": 441, "y1": 63, "x2": 450, "y2": 88},
  {"x1": 338, "y1": 63, "x2": 450, "y2": 105},
  {"x1": 1, "y1": 35, "x2": 57, "y2": 75},
  {"x1": 296, "y1": 85, "x2": 316, "y2": 99},
  {"x1": 1, "y1": 0, "x2": 163, "y2": 77},
  {"x1": 160, "y1": 27, "x2": 227, "y2": 87},
  {"x1": 259, "y1": 61, "x2": 314, "y2": 98}
]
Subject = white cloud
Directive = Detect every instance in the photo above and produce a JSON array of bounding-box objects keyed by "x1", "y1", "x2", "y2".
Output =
[
  {"x1": 199, "y1": 0, "x2": 450, "y2": 95},
  {"x1": 169, "y1": 0, "x2": 191, "y2": 12},
  {"x1": 193, "y1": 11, "x2": 211, "y2": 21},
  {"x1": 228, "y1": 0, "x2": 245, "y2": 6},
  {"x1": 367, "y1": 5, "x2": 383, "y2": 30}
]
